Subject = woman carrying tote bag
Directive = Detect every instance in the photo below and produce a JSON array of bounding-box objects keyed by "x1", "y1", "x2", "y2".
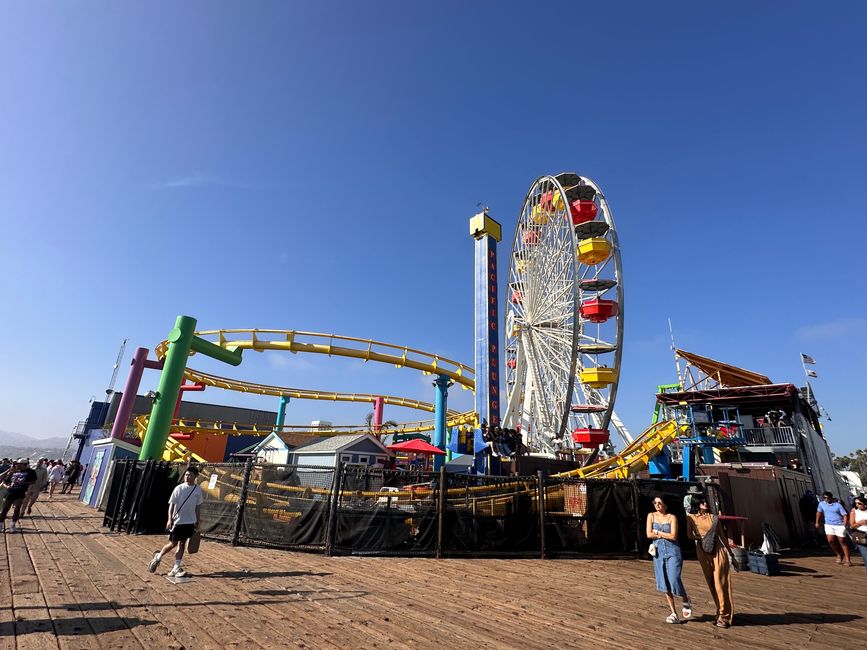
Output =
[{"x1": 686, "y1": 496, "x2": 735, "y2": 628}]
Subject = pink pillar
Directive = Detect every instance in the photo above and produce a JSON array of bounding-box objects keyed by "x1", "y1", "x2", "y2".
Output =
[
  {"x1": 109, "y1": 347, "x2": 164, "y2": 440},
  {"x1": 373, "y1": 396, "x2": 384, "y2": 434}
]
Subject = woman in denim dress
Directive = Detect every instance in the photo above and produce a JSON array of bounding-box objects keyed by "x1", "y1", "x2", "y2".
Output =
[{"x1": 647, "y1": 495, "x2": 692, "y2": 624}]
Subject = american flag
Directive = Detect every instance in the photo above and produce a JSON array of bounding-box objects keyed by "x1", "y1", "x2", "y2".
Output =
[{"x1": 801, "y1": 353, "x2": 816, "y2": 365}]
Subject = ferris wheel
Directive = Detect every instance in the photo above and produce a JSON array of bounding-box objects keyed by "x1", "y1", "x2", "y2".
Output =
[{"x1": 503, "y1": 173, "x2": 627, "y2": 455}]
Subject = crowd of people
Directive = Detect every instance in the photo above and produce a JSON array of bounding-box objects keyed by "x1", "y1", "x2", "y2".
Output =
[
  {"x1": 0, "y1": 458, "x2": 83, "y2": 532},
  {"x1": 647, "y1": 488, "x2": 867, "y2": 629}
]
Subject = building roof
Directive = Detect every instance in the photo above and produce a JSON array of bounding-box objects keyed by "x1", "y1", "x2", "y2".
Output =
[
  {"x1": 676, "y1": 349, "x2": 772, "y2": 387},
  {"x1": 292, "y1": 433, "x2": 390, "y2": 455},
  {"x1": 275, "y1": 432, "x2": 326, "y2": 449}
]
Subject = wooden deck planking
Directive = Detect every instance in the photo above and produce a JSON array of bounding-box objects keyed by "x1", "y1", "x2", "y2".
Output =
[{"x1": 2, "y1": 495, "x2": 865, "y2": 649}]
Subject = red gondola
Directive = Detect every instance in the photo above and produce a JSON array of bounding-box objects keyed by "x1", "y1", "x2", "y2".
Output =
[
  {"x1": 579, "y1": 299, "x2": 619, "y2": 323},
  {"x1": 571, "y1": 428, "x2": 610, "y2": 446}
]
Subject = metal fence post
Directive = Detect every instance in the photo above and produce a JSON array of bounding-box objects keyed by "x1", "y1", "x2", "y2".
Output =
[
  {"x1": 436, "y1": 466, "x2": 446, "y2": 559},
  {"x1": 125, "y1": 459, "x2": 152, "y2": 534},
  {"x1": 232, "y1": 457, "x2": 254, "y2": 547},
  {"x1": 537, "y1": 470, "x2": 546, "y2": 559},
  {"x1": 325, "y1": 462, "x2": 344, "y2": 556},
  {"x1": 109, "y1": 459, "x2": 133, "y2": 532}
]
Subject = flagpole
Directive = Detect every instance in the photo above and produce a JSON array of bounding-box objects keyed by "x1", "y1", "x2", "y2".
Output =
[{"x1": 800, "y1": 353, "x2": 812, "y2": 402}]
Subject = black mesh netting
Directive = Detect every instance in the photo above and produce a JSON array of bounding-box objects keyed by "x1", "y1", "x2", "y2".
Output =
[
  {"x1": 238, "y1": 465, "x2": 335, "y2": 551},
  {"x1": 331, "y1": 467, "x2": 439, "y2": 556},
  {"x1": 103, "y1": 460, "x2": 713, "y2": 559}
]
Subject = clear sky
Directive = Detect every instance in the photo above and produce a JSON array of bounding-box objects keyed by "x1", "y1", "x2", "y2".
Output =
[{"x1": 1, "y1": 2, "x2": 865, "y2": 454}]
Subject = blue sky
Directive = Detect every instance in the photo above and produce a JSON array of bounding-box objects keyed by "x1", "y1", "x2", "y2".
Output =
[{"x1": 1, "y1": 2, "x2": 865, "y2": 454}]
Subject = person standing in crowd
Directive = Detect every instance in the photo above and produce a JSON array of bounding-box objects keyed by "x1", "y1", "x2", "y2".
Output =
[
  {"x1": 0, "y1": 459, "x2": 38, "y2": 532},
  {"x1": 687, "y1": 496, "x2": 734, "y2": 628},
  {"x1": 647, "y1": 495, "x2": 692, "y2": 624},
  {"x1": 848, "y1": 495, "x2": 867, "y2": 575},
  {"x1": 61, "y1": 461, "x2": 81, "y2": 494},
  {"x1": 24, "y1": 458, "x2": 48, "y2": 515},
  {"x1": 48, "y1": 462, "x2": 66, "y2": 499},
  {"x1": 815, "y1": 491, "x2": 852, "y2": 566},
  {"x1": 147, "y1": 466, "x2": 203, "y2": 578}
]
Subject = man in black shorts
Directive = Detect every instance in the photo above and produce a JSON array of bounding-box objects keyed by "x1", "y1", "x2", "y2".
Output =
[{"x1": 147, "y1": 467, "x2": 203, "y2": 578}]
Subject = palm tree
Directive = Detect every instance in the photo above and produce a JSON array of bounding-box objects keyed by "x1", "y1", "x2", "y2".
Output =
[{"x1": 364, "y1": 412, "x2": 399, "y2": 443}]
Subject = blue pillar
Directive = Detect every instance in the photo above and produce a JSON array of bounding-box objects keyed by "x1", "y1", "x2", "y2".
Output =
[
  {"x1": 275, "y1": 395, "x2": 289, "y2": 430},
  {"x1": 682, "y1": 444, "x2": 694, "y2": 481},
  {"x1": 433, "y1": 374, "x2": 451, "y2": 471},
  {"x1": 470, "y1": 211, "x2": 502, "y2": 475}
]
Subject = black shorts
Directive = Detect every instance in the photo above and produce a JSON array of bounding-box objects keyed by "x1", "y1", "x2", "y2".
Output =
[{"x1": 170, "y1": 524, "x2": 196, "y2": 542}]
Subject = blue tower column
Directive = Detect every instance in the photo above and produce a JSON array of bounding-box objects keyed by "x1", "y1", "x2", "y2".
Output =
[
  {"x1": 470, "y1": 210, "x2": 502, "y2": 475},
  {"x1": 433, "y1": 374, "x2": 451, "y2": 471},
  {"x1": 275, "y1": 395, "x2": 289, "y2": 430}
]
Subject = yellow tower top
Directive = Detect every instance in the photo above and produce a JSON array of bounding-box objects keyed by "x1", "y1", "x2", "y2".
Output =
[{"x1": 469, "y1": 210, "x2": 502, "y2": 242}]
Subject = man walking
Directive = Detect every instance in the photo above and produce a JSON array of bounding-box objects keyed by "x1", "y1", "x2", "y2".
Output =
[
  {"x1": 815, "y1": 491, "x2": 852, "y2": 566},
  {"x1": 61, "y1": 461, "x2": 81, "y2": 494},
  {"x1": 0, "y1": 459, "x2": 38, "y2": 532},
  {"x1": 147, "y1": 466, "x2": 203, "y2": 578},
  {"x1": 24, "y1": 459, "x2": 48, "y2": 514}
]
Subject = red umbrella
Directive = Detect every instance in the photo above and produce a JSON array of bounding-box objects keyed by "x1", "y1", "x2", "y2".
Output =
[{"x1": 387, "y1": 439, "x2": 446, "y2": 455}]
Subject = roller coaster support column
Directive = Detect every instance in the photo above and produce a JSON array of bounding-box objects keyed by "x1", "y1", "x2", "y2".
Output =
[
  {"x1": 139, "y1": 315, "x2": 243, "y2": 460},
  {"x1": 275, "y1": 395, "x2": 289, "y2": 430},
  {"x1": 470, "y1": 210, "x2": 502, "y2": 475},
  {"x1": 433, "y1": 375, "x2": 451, "y2": 471},
  {"x1": 110, "y1": 347, "x2": 164, "y2": 440},
  {"x1": 373, "y1": 397, "x2": 384, "y2": 434}
]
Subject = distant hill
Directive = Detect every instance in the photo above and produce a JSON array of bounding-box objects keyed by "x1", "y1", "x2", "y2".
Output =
[{"x1": 0, "y1": 430, "x2": 69, "y2": 460}]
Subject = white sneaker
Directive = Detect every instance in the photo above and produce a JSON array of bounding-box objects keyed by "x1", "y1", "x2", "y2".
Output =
[
  {"x1": 168, "y1": 566, "x2": 187, "y2": 578},
  {"x1": 9, "y1": 523, "x2": 17, "y2": 533},
  {"x1": 148, "y1": 552, "x2": 162, "y2": 573}
]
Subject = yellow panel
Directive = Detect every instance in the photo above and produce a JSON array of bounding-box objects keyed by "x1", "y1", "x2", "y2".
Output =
[
  {"x1": 531, "y1": 203, "x2": 550, "y2": 225},
  {"x1": 579, "y1": 366, "x2": 618, "y2": 388},
  {"x1": 469, "y1": 212, "x2": 502, "y2": 242},
  {"x1": 577, "y1": 238, "x2": 612, "y2": 265},
  {"x1": 552, "y1": 190, "x2": 564, "y2": 211}
]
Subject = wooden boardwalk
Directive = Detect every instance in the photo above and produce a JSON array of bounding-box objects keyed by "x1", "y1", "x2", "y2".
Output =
[{"x1": 1, "y1": 494, "x2": 865, "y2": 649}]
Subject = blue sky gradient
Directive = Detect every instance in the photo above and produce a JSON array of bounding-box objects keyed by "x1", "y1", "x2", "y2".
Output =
[{"x1": 2, "y1": 2, "x2": 865, "y2": 453}]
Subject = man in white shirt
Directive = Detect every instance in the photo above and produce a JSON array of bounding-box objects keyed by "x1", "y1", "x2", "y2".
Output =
[{"x1": 147, "y1": 466, "x2": 203, "y2": 578}]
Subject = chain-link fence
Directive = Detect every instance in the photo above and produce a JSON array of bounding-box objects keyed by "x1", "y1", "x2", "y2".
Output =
[{"x1": 103, "y1": 459, "x2": 717, "y2": 558}]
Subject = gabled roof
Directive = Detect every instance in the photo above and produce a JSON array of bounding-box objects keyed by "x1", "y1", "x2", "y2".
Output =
[
  {"x1": 676, "y1": 349, "x2": 772, "y2": 388},
  {"x1": 254, "y1": 431, "x2": 326, "y2": 451},
  {"x1": 292, "y1": 433, "x2": 390, "y2": 455}
]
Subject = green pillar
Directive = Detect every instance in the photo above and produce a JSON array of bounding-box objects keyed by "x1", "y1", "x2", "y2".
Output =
[{"x1": 139, "y1": 315, "x2": 197, "y2": 460}]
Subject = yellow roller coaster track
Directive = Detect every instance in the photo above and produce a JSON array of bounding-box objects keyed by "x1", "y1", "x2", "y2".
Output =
[
  {"x1": 155, "y1": 329, "x2": 476, "y2": 390},
  {"x1": 182, "y1": 367, "x2": 464, "y2": 417},
  {"x1": 132, "y1": 411, "x2": 477, "y2": 442},
  {"x1": 553, "y1": 420, "x2": 685, "y2": 479}
]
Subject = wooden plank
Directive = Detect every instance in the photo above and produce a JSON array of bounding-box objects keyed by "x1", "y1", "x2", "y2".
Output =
[
  {"x1": 25, "y1": 507, "x2": 144, "y2": 650},
  {"x1": 4, "y1": 495, "x2": 865, "y2": 650},
  {"x1": 6, "y1": 529, "x2": 59, "y2": 650}
]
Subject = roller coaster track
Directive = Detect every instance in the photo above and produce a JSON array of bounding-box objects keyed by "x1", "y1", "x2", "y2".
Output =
[
  {"x1": 553, "y1": 420, "x2": 684, "y2": 479},
  {"x1": 182, "y1": 367, "x2": 463, "y2": 417},
  {"x1": 155, "y1": 329, "x2": 475, "y2": 390},
  {"x1": 132, "y1": 411, "x2": 477, "y2": 443}
]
